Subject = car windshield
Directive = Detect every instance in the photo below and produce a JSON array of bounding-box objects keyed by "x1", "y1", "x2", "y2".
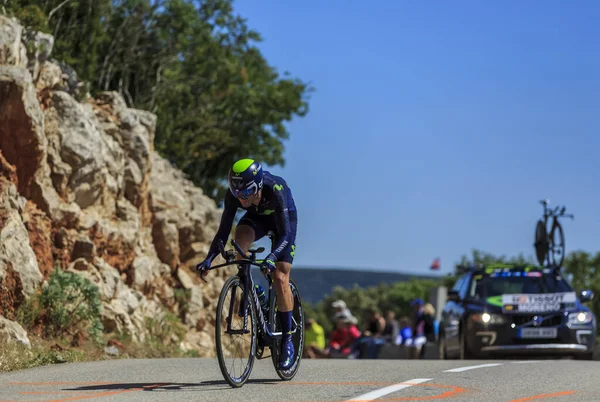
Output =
[{"x1": 469, "y1": 273, "x2": 573, "y2": 299}]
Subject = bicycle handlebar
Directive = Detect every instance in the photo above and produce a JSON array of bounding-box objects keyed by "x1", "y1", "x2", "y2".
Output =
[
  {"x1": 217, "y1": 239, "x2": 265, "y2": 260},
  {"x1": 206, "y1": 239, "x2": 266, "y2": 269},
  {"x1": 539, "y1": 200, "x2": 574, "y2": 220},
  {"x1": 217, "y1": 240, "x2": 235, "y2": 261},
  {"x1": 231, "y1": 239, "x2": 250, "y2": 260},
  {"x1": 197, "y1": 240, "x2": 266, "y2": 283}
]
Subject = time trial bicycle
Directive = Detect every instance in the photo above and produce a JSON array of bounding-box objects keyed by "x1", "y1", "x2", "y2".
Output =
[{"x1": 199, "y1": 233, "x2": 304, "y2": 388}]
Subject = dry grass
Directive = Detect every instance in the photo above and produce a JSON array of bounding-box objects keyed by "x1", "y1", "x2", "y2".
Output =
[
  {"x1": 0, "y1": 334, "x2": 100, "y2": 373},
  {"x1": 0, "y1": 269, "x2": 199, "y2": 373},
  {"x1": 0, "y1": 317, "x2": 200, "y2": 373}
]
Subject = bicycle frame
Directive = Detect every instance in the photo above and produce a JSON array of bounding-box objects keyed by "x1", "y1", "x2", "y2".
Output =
[{"x1": 205, "y1": 239, "x2": 298, "y2": 347}]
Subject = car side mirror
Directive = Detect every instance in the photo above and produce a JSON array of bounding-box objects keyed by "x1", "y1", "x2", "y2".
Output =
[
  {"x1": 447, "y1": 290, "x2": 460, "y2": 302},
  {"x1": 580, "y1": 290, "x2": 594, "y2": 303}
]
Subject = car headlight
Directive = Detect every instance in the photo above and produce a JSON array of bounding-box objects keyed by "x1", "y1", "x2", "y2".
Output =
[
  {"x1": 471, "y1": 313, "x2": 506, "y2": 324},
  {"x1": 568, "y1": 311, "x2": 593, "y2": 325}
]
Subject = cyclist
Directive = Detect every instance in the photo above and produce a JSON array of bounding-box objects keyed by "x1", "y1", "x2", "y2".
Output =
[{"x1": 196, "y1": 158, "x2": 298, "y2": 370}]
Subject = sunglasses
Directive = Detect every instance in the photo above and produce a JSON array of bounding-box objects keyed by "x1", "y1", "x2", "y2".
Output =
[{"x1": 232, "y1": 183, "x2": 258, "y2": 200}]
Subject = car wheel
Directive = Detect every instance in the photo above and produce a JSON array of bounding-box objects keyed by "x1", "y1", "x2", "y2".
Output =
[
  {"x1": 459, "y1": 329, "x2": 474, "y2": 360},
  {"x1": 574, "y1": 353, "x2": 594, "y2": 360}
]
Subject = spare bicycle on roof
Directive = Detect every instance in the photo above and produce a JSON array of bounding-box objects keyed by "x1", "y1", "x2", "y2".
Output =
[{"x1": 534, "y1": 199, "x2": 574, "y2": 267}]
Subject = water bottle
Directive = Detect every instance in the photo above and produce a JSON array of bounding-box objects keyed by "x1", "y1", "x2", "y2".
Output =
[{"x1": 255, "y1": 284, "x2": 269, "y2": 314}]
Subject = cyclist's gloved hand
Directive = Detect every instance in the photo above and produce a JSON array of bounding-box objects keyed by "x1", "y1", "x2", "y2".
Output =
[
  {"x1": 261, "y1": 253, "x2": 277, "y2": 273},
  {"x1": 195, "y1": 256, "x2": 214, "y2": 277}
]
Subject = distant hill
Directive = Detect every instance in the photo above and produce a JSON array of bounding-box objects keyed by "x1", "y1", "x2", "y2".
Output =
[{"x1": 287, "y1": 267, "x2": 441, "y2": 304}]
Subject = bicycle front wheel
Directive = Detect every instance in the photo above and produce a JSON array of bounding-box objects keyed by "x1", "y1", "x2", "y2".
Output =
[
  {"x1": 215, "y1": 275, "x2": 257, "y2": 388},
  {"x1": 270, "y1": 277, "x2": 305, "y2": 381}
]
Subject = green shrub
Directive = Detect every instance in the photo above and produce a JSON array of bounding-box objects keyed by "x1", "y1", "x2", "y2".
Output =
[
  {"x1": 173, "y1": 288, "x2": 191, "y2": 317},
  {"x1": 17, "y1": 269, "x2": 103, "y2": 343},
  {"x1": 138, "y1": 310, "x2": 187, "y2": 358},
  {"x1": 13, "y1": 5, "x2": 50, "y2": 33}
]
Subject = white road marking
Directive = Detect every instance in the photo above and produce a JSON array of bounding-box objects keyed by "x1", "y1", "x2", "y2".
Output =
[
  {"x1": 443, "y1": 363, "x2": 503, "y2": 372},
  {"x1": 511, "y1": 360, "x2": 541, "y2": 364},
  {"x1": 346, "y1": 378, "x2": 431, "y2": 401}
]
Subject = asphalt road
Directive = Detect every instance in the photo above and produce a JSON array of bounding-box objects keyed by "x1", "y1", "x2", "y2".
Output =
[{"x1": 1, "y1": 357, "x2": 600, "y2": 402}]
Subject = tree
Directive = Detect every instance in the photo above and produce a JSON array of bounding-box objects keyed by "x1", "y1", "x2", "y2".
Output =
[
  {"x1": 455, "y1": 249, "x2": 534, "y2": 269},
  {"x1": 10, "y1": 4, "x2": 49, "y2": 33},
  {"x1": 152, "y1": 0, "x2": 312, "y2": 201},
  {"x1": 7, "y1": 0, "x2": 112, "y2": 79},
  {"x1": 6, "y1": 0, "x2": 313, "y2": 203}
]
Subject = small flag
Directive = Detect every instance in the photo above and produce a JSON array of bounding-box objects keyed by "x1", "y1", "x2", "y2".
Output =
[{"x1": 430, "y1": 257, "x2": 441, "y2": 270}]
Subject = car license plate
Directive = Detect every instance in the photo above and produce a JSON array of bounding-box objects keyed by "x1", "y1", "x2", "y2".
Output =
[{"x1": 519, "y1": 328, "x2": 558, "y2": 338}]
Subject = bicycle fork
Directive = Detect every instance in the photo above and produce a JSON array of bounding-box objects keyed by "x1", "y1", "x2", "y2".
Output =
[{"x1": 224, "y1": 265, "x2": 272, "y2": 336}]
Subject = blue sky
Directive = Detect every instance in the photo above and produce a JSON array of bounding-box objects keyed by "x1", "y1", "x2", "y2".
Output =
[{"x1": 231, "y1": 0, "x2": 600, "y2": 277}]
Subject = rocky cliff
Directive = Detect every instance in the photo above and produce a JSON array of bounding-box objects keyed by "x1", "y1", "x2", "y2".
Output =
[{"x1": 0, "y1": 15, "x2": 234, "y2": 356}]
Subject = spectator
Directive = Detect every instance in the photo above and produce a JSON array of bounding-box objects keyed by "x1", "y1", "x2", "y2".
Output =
[
  {"x1": 326, "y1": 313, "x2": 361, "y2": 358},
  {"x1": 331, "y1": 300, "x2": 352, "y2": 319},
  {"x1": 351, "y1": 308, "x2": 386, "y2": 359},
  {"x1": 397, "y1": 316, "x2": 413, "y2": 345},
  {"x1": 410, "y1": 298, "x2": 425, "y2": 336},
  {"x1": 303, "y1": 318, "x2": 326, "y2": 359},
  {"x1": 422, "y1": 303, "x2": 437, "y2": 342},
  {"x1": 382, "y1": 310, "x2": 399, "y2": 344},
  {"x1": 404, "y1": 298, "x2": 426, "y2": 358},
  {"x1": 362, "y1": 308, "x2": 386, "y2": 338},
  {"x1": 407, "y1": 299, "x2": 436, "y2": 359},
  {"x1": 346, "y1": 315, "x2": 362, "y2": 347}
]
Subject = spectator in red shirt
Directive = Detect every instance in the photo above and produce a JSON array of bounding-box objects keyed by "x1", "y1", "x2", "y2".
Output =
[{"x1": 327, "y1": 313, "x2": 361, "y2": 358}]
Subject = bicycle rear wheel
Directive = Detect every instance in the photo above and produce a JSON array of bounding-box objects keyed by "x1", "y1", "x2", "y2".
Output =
[
  {"x1": 215, "y1": 275, "x2": 257, "y2": 388},
  {"x1": 549, "y1": 221, "x2": 565, "y2": 267},
  {"x1": 270, "y1": 277, "x2": 304, "y2": 381},
  {"x1": 534, "y1": 220, "x2": 548, "y2": 265}
]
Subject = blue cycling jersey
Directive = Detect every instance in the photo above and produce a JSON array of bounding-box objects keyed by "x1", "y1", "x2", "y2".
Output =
[{"x1": 207, "y1": 171, "x2": 297, "y2": 261}]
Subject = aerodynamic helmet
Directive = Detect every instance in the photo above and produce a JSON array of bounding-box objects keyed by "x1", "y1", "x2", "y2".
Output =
[{"x1": 228, "y1": 158, "x2": 264, "y2": 199}]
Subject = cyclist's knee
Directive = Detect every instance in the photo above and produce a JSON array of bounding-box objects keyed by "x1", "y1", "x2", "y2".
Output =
[
  {"x1": 276, "y1": 261, "x2": 291, "y2": 275},
  {"x1": 234, "y1": 224, "x2": 255, "y2": 250}
]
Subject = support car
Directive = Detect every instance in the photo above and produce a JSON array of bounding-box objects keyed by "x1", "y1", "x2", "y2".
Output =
[{"x1": 438, "y1": 264, "x2": 596, "y2": 360}]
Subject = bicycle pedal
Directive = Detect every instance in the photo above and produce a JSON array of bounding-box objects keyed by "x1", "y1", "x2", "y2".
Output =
[
  {"x1": 256, "y1": 348, "x2": 272, "y2": 360},
  {"x1": 255, "y1": 339, "x2": 272, "y2": 359},
  {"x1": 256, "y1": 344, "x2": 264, "y2": 359}
]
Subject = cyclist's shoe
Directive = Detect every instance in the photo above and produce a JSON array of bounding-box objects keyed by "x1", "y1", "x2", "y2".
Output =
[{"x1": 279, "y1": 338, "x2": 295, "y2": 370}]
